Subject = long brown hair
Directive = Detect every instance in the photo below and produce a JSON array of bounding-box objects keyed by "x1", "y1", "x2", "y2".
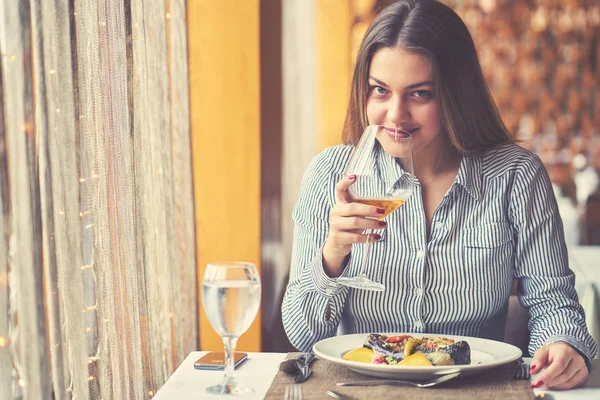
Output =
[{"x1": 342, "y1": 0, "x2": 512, "y2": 154}]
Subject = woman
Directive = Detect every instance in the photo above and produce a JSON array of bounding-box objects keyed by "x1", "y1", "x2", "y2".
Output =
[{"x1": 281, "y1": 0, "x2": 596, "y2": 390}]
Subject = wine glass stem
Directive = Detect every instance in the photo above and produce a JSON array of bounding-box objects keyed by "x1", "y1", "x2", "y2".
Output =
[
  {"x1": 358, "y1": 229, "x2": 373, "y2": 276},
  {"x1": 223, "y1": 336, "x2": 239, "y2": 383}
]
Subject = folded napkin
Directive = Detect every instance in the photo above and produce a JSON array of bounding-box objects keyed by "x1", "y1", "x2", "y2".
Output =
[{"x1": 265, "y1": 353, "x2": 535, "y2": 400}]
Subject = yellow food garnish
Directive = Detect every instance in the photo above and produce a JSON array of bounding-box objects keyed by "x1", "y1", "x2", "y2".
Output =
[
  {"x1": 398, "y1": 352, "x2": 433, "y2": 366},
  {"x1": 404, "y1": 338, "x2": 424, "y2": 358},
  {"x1": 342, "y1": 347, "x2": 375, "y2": 363}
]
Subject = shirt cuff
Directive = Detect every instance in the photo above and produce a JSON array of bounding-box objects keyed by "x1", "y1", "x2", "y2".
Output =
[
  {"x1": 544, "y1": 335, "x2": 594, "y2": 372},
  {"x1": 310, "y1": 245, "x2": 350, "y2": 297}
]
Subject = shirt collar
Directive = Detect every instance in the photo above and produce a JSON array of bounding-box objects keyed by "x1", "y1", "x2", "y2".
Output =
[
  {"x1": 376, "y1": 143, "x2": 483, "y2": 200},
  {"x1": 455, "y1": 153, "x2": 482, "y2": 200}
]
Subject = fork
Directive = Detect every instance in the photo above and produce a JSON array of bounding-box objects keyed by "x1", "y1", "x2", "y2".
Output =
[
  {"x1": 514, "y1": 359, "x2": 531, "y2": 380},
  {"x1": 284, "y1": 383, "x2": 303, "y2": 400},
  {"x1": 337, "y1": 371, "x2": 460, "y2": 388}
]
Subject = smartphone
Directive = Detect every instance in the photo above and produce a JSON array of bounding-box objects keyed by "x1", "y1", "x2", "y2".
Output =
[{"x1": 193, "y1": 351, "x2": 248, "y2": 370}]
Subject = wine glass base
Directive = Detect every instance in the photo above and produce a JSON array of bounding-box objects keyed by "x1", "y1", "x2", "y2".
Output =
[
  {"x1": 206, "y1": 382, "x2": 254, "y2": 396},
  {"x1": 338, "y1": 274, "x2": 385, "y2": 291}
]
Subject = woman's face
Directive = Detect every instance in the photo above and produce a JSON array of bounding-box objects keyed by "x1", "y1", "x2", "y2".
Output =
[{"x1": 366, "y1": 46, "x2": 442, "y2": 158}]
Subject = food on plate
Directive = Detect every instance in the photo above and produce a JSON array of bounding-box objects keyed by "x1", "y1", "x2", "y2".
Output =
[
  {"x1": 342, "y1": 334, "x2": 471, "y2": 366},
  {"x1": 396, "y1": 352, "x2": 433, "y2": 366},
  {"x1": 342, "y1": 347, "x2": 375, "y2": 363}
]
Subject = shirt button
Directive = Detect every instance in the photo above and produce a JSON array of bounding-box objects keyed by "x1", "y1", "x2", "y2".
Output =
[
  {"x1": 325, "y1": 289, "x2": 334, "y2": 296},
  {"x1": 415, "y1": 288, "x2": 423, "y2": 296},
  {"x1": 435, "y1": 221, "x2": 444, "y2": 230},
  {"x1": 416, "y1": 250, "x2": 425, "y2": 258},
  {"x1": 414, "y1": 320, "x2": 423, "y2": 328}
]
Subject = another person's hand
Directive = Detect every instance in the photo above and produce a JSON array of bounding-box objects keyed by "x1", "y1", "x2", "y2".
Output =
[
  {"x1": 322, "y1": 174, "x2": 386, "y2": 277},
  {"x1": 530, "y1": 341, "x2": 588, "y2": 390}
]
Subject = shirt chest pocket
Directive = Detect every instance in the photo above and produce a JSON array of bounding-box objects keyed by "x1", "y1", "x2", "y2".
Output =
[{"x1": 461, "y1": 222, "x2": 514, "y2": 291}]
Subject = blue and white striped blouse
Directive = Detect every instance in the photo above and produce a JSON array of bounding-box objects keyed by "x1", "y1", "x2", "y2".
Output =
[{"x1": 282, "y1": 142, "x2": 597, "y2": 366}]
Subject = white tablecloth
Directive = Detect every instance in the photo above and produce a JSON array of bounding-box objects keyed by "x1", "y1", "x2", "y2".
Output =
[
  {"x1": 153, "y1": 352, "x2": 600, "y2": 400},
  {"x1": 569, "y1": 246, "x2": 600, "y2": 352}
]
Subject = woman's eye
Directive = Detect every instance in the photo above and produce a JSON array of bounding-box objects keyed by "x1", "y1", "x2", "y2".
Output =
[
  {"x1": 371, "y1": 86, "x2": 388, "y2": 96},
  {"x1": 412, "y1": 90, "x2": 432, "y2": 98}
]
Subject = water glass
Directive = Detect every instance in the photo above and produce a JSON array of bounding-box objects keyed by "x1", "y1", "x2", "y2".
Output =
[{"x1": 201, "y1": 261, "x2": 261, "y2": 395}]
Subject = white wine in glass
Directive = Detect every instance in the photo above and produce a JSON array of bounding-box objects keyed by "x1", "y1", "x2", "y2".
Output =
[
  {"x1": 352, "y1": 197, "x2": 408, "y2": 218},
  {"x1": 201, "y1": 262, "x2": 261, "y2": 395},
  {"x1": 337, "y1": 125, "x2": 415, "y2": 292}
]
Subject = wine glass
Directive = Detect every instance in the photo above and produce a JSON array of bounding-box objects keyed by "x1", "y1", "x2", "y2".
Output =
[
  {"x1": 337, "y1": 125, "x2": 415, "y2": 292},
  {"x1": 201, "y1": 262, "x2": 261, "y2": 395}
]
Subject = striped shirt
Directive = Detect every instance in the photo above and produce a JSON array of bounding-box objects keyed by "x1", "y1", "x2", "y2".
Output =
[{"x1": 282, "y1": 142, "x2": 597, "y2": 367}]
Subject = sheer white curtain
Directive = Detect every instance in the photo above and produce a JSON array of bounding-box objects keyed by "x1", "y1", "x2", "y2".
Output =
[{"x1": 0, "y1": 1, "x2": 197, "y2": 399}]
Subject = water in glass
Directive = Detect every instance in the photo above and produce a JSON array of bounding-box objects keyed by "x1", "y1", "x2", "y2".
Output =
[{"x1": 202, "y1": 280, "x2": 261, "y2": 337}]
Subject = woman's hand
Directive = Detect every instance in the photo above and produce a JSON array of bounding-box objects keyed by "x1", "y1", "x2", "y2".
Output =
[
  {"x1": 322, "y1": 174, "x2": 386, "y2": 277},
  {"x1": 530, "y1": 341, "x2": 589, "y2": 390}
]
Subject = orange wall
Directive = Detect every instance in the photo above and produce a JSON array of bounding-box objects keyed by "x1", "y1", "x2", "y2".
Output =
[
  {"x1": 317, "y1": 0, "x2": 352, "y2": 149},
  {"x1": 188, "y1": 0, "x2": 262, "y2": 352}
]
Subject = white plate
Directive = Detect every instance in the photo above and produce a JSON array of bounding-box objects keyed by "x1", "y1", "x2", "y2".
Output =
[{"x1": 313, "y1": 333, "x2": 522, "y2": 380}]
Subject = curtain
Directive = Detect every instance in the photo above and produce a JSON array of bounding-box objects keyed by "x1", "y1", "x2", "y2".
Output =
[{"x1": 0, "y1": 0, "x2": 197, "y2": 399}]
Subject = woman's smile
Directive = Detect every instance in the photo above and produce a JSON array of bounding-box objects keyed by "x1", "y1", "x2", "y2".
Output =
[{"x1": 383, "y1": 127, "x2": 418, "y2": 140}]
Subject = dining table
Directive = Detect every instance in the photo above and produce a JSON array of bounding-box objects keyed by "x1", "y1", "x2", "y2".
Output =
[
  {"x1": 154, "y1": 246, "x2": 599, "y2": 398},
  {"x1": 153, "y1": 351, "x2": 600, "y2": 400}
]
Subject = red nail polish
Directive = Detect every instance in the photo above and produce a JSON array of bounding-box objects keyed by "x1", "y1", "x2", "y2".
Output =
[
  {"x1": 348, "y1": 174, "x2": 356, "y2": 181},
  {"x1": 377, "y1": 208, "x2": 385, "y2": 214},
  {"x1": 531, "y1": 381, "x2": 543, "y2": 388},
  {"x1": 529, "y1": 364, "x2": 536, "y2": 371},
  {"x1": 378, "y1": 221, "x2": 387, "y2": 227},
  {"x1": 373, "y1": 234, "x2": 382, "y2": 241}
]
